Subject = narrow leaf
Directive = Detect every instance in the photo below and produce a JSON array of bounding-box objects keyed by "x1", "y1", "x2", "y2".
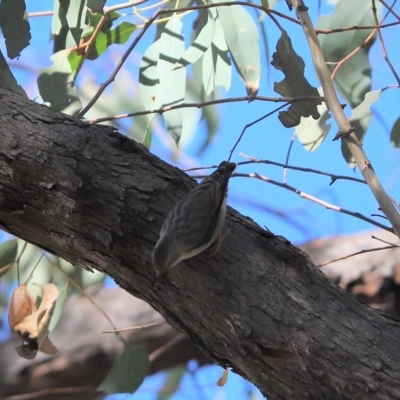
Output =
[
  {"x1": 214, "y1": 1, "x2": 260, "y2": 96},
  {"x1": 158, "y1": 14, "x2": 186, "y2": 145},
  {"x1": 98, "y1": 343, "x2": 149, "y2": 394},
  {"x1": 0, "y1": 239, "x2": 18, "y2": 270},
  {"x1": 318, "y1": 0, "x2": 382, "y2": 108},
  {"x1": 157, "y1": 365, "x2": 186, "y2": 400},
  {"x1": 174, "y1": 13, "x2": 215, "y2": 68},
  {"x1": 0, "y1": 0, "x2": 31, "y2": 59},
  {"x1": 390, "y1": 117, "x2": 400, "y2": 149},
  {"x1": 341, "y1": 89, "x2": 381, "y2": 167},
  {"x1": 139, "y1": 39, "x2": 162, "y2": 122}
]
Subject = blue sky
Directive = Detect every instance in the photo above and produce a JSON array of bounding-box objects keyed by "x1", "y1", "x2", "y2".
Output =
[{"x1": 1, "y1": 0, "x2": 400, "y2": 399}]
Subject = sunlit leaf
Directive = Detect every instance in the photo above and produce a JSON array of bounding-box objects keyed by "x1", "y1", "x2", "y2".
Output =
[
  {"x1": 98, "y1": 343, "x2": 149, "y2": 394},
  {"x1": 174, "y1": 12, "x2": 215, "y2": 69},
  {"x1": 59, "y1": 0, "x2": 87, "y2": 45},
  {"x1": 139, "y1": 39, "x2": 162, "y2": 122},
  {"x1": 296, "y1": 87, "x2": 331, "y2": 151},
  {"x1": 158, "y1": 14, "x2": 186, "y2": 145},
  {"x1": 271, "y1": 31, "x2": 321, "y2": 127},
  {"x1": 390, "y1": 117, "x2": 400, "y2": 149},
  {"x1": 214, "y1": 1, "x2": 260, "y2": 96},
  {"x1": 0, "y1": 0, "x2": 31, "y2": 59},
  {"x1": 318, "y1": 0, "x2": 381, "y2": 108},
  {"x1": 341, "y1": 89, "x2": 381, "y2": 167}
]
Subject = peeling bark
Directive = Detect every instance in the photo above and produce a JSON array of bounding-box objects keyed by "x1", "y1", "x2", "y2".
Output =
[{"x1": 1, "y1": 89, "x2": 400, "y2": 400}]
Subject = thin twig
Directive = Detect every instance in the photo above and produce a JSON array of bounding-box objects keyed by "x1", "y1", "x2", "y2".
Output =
[
  {"x1": 283, "y1": 132, "x2": 297, "y2": 183},
  {"x1": 234, "y1": 172, "x2": 394, "y2": 233},
  {"x1": 149, "y1": 333, "x2": 185, "y2": 362},
  {"x1": 227, "y1": 102, "x2": 291, "y2": 161},
  {"x1": 372, "y1": 0, "x2": 400, "y2": 85},
  {"x1": 317, "y1": 244, "x2": 399, "y2": 268},
  {"x1": 103, "y1": 320, "x2": 166, "y2": 333},
  {"x1": 88, "y1": 96, "x2": 323, "y2": 123},
  {"x1": 238, "y1": 153, "x2": 367, "y2": 185}
]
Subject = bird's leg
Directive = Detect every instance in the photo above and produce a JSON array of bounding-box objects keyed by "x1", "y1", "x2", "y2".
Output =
[{"x1": 208, "y1": 230, "x2": 230, "y2": 257}]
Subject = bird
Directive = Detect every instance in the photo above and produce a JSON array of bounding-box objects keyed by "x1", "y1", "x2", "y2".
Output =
[{"x1": 152, "y1": 161, "x2": 237, "y2": 277}]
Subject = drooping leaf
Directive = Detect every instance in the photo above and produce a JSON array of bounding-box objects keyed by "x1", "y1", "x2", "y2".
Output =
[
  {"x1": 296, "y1": 87, "x2": 331, "y2": 151},
  {"x1": 390, "y1": 117, "x2": 400, "y2": 149},
  {"x1": 9, "y1": 283, "x2": 59, "y2": 359},
  {"x1": 0, "y1": 0, "x2": 31, "y2": 59},
  {"x1": 201, "y1": 18, "x2": 231, "y2": 96},
  {"x1": 158, "y1": 14, "x2": 186, "y2": 145},
  {"x1": 0, "y1": 239, "x2": 18, "y2": 270},
  {"x1": 87, "y1": 0, "x2": 106, "y2": 13},
  {"x1": 157, "y1": 365, "x2": 186, "y2": 400},
  {"x1": 98, "y1": 343, "x2": 149, "y2": 394},
  {"x1": 38, "y1": 50, "x2": 82, "y2": 114},
  {"x1": 139, "y1": 39, "x2": 162, "y2": 122},
  {"x1": 318, "y1": 0, "x2": 381, "y2": 108},
  {"x1": 271, "y1": 31, "x2": 321, "y2": 128},
  {"x1": 174, "y1": 12, "x2": 215, "y2": 69},
  {"x1": 58, "y1": 0, "x2": 87, "y2": 45},
  {"x1": 214, "y1": 1, "x2": 260, "y2": 96},
  {"x1": 341, "y1": 89, "x2": 381, "y2": 167}
]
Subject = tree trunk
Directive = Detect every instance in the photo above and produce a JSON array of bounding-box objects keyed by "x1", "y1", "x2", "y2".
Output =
[{"x1": 1, "y1": 88, "x2": 400, "y2": 400}]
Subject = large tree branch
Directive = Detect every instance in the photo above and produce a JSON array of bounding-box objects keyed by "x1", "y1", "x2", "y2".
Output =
[{"x1": 1, "y1": 89, "x2": 400, "y2": 399}]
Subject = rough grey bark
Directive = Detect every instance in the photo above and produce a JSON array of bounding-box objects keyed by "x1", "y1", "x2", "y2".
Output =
[{"x1": 1, "y1": 88, "x2": 400, "y2": 400}]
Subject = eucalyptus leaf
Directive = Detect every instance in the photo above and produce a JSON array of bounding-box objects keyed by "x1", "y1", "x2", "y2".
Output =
[
  {"x1": 318, "y1": 0, "x2": 381, "y2": 108},
  {"x1": 0, "y1": 0, "x2": 31, "y2": 59},
  {"x1": 0, "y1": 50, "x2": 26, "y2": 95},
  {"x1": 0, "y1": 239, "x2": 18, "y2": 270},
  {"x1": 214, "y1": 1, "x2": 260, "y2": 96},
  {"x1": 158, "y1": 14, "x2": 186, "y2": 145},
  {"x1": 341, "y1": 89, "x2": 381, "y2": 167},
  {"x1": 98, "y1": 343, "x2": 149, "y2": 394},
  {"x1": 390, "y1": 117, "x2": 400, "y2": 149}
]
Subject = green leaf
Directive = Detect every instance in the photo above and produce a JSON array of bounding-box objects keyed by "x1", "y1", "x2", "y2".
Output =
[
  {"x1": 0, "y1": 0, "x2": 31, "y2": 59},
  {"x1": 318, "y1": 0, "x2": 381, "y2": 108},
  {"x1": 214, "y1": 1, "x2": 260, "y2": 96},
  {"x1": 98, "y1": 343, "x2": 149, "y2": 394},
  {"x1": 68, "y1": 21, "x2": 137, "y2": 69},
  {"x1": 59, "y1": 0, "x2": 87, "y2": 45},
  {"x1": 139, "y1": 39, "x2": 162, "y2": 122},
  {"x1": 158, "y1": 14, "x2": 186, "y2": 145},
  {"x1": 174, "y1": 12, "x2": 215, "y2": 69},
  {"x1": 87, "y1": 0, "x2": 105, "y2": 14},
  {"x1": 296, "y1": 87, "x2": 331, "y2": 151},
  {"x1": 390, "y1": 117, "x2": 400, "y2": 149},
  {"x1": 271, "y1": 31, "x2": 321, "y2": 127},
  {"x1": 157, "y1": 365, "x2": 186, "y2": 400},
  {"x1": 38, "y1": 50, "x2": 82, "y2": 113},
  {"x1": 142, "y1": 119, "x2": 153, "y2": 149},
  {"x1": 0, "y1": 50, "x2": 26, "y2": 95},
  {"x1": 341, "y1": 89, "x2": 381, "y2": 167},
  {"x1": 0, "y1": 239, "x2": 18, "y2": 270}
]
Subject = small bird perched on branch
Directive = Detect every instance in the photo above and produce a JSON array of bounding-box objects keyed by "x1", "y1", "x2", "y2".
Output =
[{"x1": 152, "y1": 161, "x2": 237, "y2": 277}]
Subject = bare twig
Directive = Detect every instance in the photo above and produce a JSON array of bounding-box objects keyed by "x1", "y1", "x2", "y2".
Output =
[
  {"x1": 283, "y1": 133, "x2": 297, "y2": 183},
  {"x1": 372, "y1": 0, "x2": 400, "y2": 85},
  {"x1": 227, "y1": 102, "x2": 291, "y2": 161},
  {"x1": 234, "y1": 172, "x2": 394, "y2": 233},
  {"x1": 317, "y1": 244, "x2": 399, "y2": 268},
  {"x1": 238, "y1": 153, "x2": 367, "y2": 185},
  {"x1": 103, "y1": 319, "x2": 166, "y2": 333},
  {"x1": 88, "y1": 96, "x2": 323, "y2": 123}
]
